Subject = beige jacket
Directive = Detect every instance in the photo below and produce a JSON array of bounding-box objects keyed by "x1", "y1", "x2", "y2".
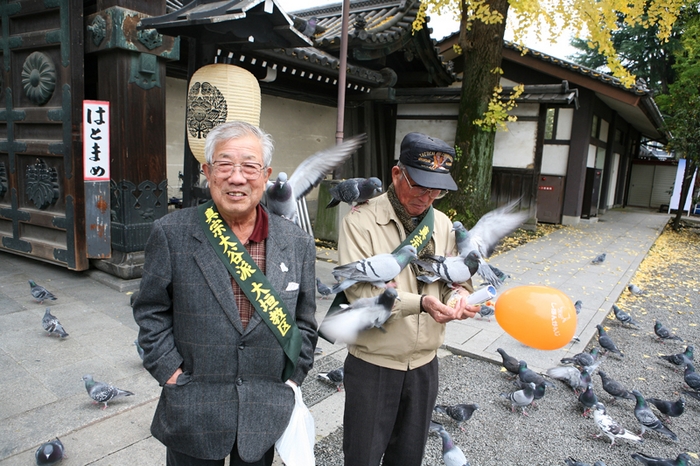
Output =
[{"x1": 338, "y1": 192, "x2": 469, "y2": 371}]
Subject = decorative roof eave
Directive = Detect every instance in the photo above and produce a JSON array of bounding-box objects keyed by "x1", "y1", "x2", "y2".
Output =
[{"x1": 139, "y1": 0, "x2": 313, "y2": 50}]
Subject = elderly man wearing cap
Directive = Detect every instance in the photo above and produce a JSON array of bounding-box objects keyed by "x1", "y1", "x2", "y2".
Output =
[{"x1": 337, "y1": 131, "x2": 480, "y2": 466}]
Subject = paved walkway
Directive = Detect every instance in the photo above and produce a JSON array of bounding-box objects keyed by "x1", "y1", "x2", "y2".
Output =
[{"x1": 0, "y1": 207, "x2": 670, "y2": 464}]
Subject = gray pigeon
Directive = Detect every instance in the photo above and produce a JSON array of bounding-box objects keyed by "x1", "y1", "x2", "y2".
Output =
[
  {"x1": 500, "y1": 381, "x2": 535, "y2": 415},
  {"x1": 316, "y1": 278, "x2": 333, "y2": 299},
  {"x1": 35, "y1": 437, "x2": 65, "y2": 465},
  {"x1": 326, "y1": 177, "x2": 382, "y2": 209},
  {"x1": 654, "y1": 320, "x2": 683, "y2": 342},
  {"x1": 318, "y1": 287, "x2": 398, "y2": 344},
  {"x1": 433, "y1": 403, "x2": 479, "y2": 431},
  {"x1": 134, "y1": 339, "x2": 145, "y2": 360},
  {"x1": 596, "y1": 325, "x2": 623, "y2": 357},
  {"x1": 628, "y1": 284, "x2": 644, "y2": 295},
  {"x1": 265, "y1": 133, "x2": 366, "y2": 222},
  {"x1": 561, "y1": 347, "x2": 604, "y2": 373},
  {"x1": 82, "y1": 374, "x2": 134, "y2": 409},
  {"x1": 42, "y1": 308, "x2": 68, "y2": 338},
  {"x1": 646, "y1": 396, "x2": 685, "y2": 422},
  {"x1": 517, "y1": 360, "x2": 551, "y2": 387},
  {"x1": 434, "y1": 427, "x2": 470, "y2": 466},
  {"x1": 452, "y1": 200, "x2": 528, "y2": 288},
  {"x1": 29, "y1": 279, "x2": 56, "y2": 304},
  {"x1": 317, "y1": 367, "x2": 344, "y2": 391},
  {"x1": 591, "y1": 253, "x2": 606, "y2": 264},
  {"x1": 684, "y1": 363, "x2": 700, "y2": 391},
  {"x1": 331, "y1": 245, "x2": 417, "y2": 294},
  {"x1": 476, "y1": 303, "x2": 495, "y2": 321},
  {"x1": 598, "y1": 370, "x2": 634, "y2": 402},
  {"x1": 612, "y1": 304, "x2": 640, "y2": 328},
  {"x1": 497, "y1": 348, "x2": 520, "y2": 375},
  {"x1": 592, "y1": 402, "x2": 643, "y2": 447},
  {"x1": 631, "y1": 389, "x2": 678, "y2": 441},
  {"x1": 578, "y1": 384, "x2": 599, "y2": 417},
  {"x1": 546, "y1": 366, "x2": 589, "y2": 394},
  {"x1": 631, "y1": 452, "x2": 692, "y2": 466},
  {"x1": 574, "y1": 300, "x2": 583, "y2": 314},
  {"x1": 659, "y1": 345, "x2": 693, "y2": 369},
  {"x1": 414, "y1": 251, "x2": 480, "y2": 286}
]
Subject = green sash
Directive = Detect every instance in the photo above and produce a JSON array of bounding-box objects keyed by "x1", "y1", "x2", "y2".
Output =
[
  {"x1": 319, "y1": 206, "x2": 435, "y2": 343},
  {"x1": 198, "y1": 200, "x2": 301, "y2": 381}
]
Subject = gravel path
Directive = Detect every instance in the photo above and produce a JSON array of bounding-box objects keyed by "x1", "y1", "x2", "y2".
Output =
[{"x1": 310, "y1": 221, "x2": 700, "y2": 466}]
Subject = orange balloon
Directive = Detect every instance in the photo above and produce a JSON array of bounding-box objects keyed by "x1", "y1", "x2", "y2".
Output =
[{"x1": 495, "y1": 286, "x2": 577, "y2": 350}]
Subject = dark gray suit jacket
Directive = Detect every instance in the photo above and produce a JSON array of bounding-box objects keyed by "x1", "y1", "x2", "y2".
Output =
[{"x1": 133, "y1": 206, "x2": 317, "y2": 461}]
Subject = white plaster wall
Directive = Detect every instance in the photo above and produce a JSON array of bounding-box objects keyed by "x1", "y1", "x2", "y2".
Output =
[
  {"x1": 541, "y1": 145, "x2": 570, "y2": 176},
  {"x1": 510, "y1": 103, "x2": 539, "y2": 117},
  {"x1": 165, "y1": 77, "x2": 187, "y2": 199},
  {"x1": 395, "y1": 119, "x2": 458, "y2": 159},
  {"x1": 556, "y1": 108, "x2": 573, "y2": 140},
  {"x1": 493, "y1": 121, "x2": 537, "y2": 168},
  {"x1": 397, "y1": 103, "x2": 460, "y2": 116},
  {"x1": 606, "y1": 152, "x2": 620, "y2": 207}
]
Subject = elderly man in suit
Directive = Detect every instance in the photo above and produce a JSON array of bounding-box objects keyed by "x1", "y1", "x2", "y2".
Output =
[{"x1": 133, "y1": 121, "x2": 318, "y2": 466}]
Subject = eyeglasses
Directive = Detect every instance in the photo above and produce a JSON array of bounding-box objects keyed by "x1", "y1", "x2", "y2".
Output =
[
  {"x1": 401, "y1": 169, "x2": 447, "y2": 199},
  {"x1": 210, "y1": 161, "x2": 266, "y2": 180}
]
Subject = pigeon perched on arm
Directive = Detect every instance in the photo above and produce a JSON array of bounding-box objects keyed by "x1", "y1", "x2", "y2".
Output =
[
  {"x1": 316, "y1": 278, "x2": 333, "y2": 299},
  {"x1": 317, "y1": 367, "x2": 344, "y2": 391},
  {"x1": 35, "y1": 437, "x2": 65, "y2": 465},
  {"x1": 598, "y1": 370, "x2": 634, "y2": 402},
  {"x1": 29, "y1": 279, "x2": 57, "y2": 304},
  {"x1": 42, "y1": 308, "x2": 69, "y2": 338},
  {"x1": 684, "y1": 363, "x2": 700, "y2": 391},
  {"x1": 496, "y1": 348, "x2": 521, "y2": 376},
  {"x1": 318, "y1": 287, "x2": 399, "y2": 344},
  {"x1": 452, "y1": 200, "x2": 528, "y2": 288},
  {"x1": 326, "y1": 177, "x2": 383, "y2": 210},
  {"x1": 596, "y1": 325, "x2": 624, "y2": 357},
  {"x1": 330, "y1": 245, "x2": 417, "y2": 293},
  {"x1": 82, "y1": 374, "x2": 134, "y2": 409},
  {"x1": 265, "y1": 133, "x2": 367, "y2": 222},
  {"x1": 612, "y1": 304, "x2": 640, "y2": 328},
  {"x1": 631, "y1": 452, "x2": 692, "y2": 466},
  {"x1": 659, "y1": 345, "x2": 693, "y2": 369},
  {"x1": 646, "y1": 396, "x2": 685, "y2": 422},
  {"x1": 432, "y1": 424, "x2": 470, "y2": 466},
  {"x1": 414, "y1": 251, "x2": 480, "y2": 286},
  {"x1": 500, "y1": 382, "x2": 535, "y2": 415},
  {"x1": 433, "y1": 403, "x2": 479, "y2": 432},
  {"x1": 631, "y1": 389, "x2": 678, "y2": 441},
  {"x1": 654, "y1": 320, "x2": 683, "y2": 343},
  {"x1": 591, "y1": 253, "x2": 606, "y2": 264},
  {"x1": 592, "y1": 402, "x2": 643, "y2": 447}
]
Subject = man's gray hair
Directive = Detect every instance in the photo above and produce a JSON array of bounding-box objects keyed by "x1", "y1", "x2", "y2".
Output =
[{"x1": 203, "y1": 121, "x2": 274, "y2": 166}]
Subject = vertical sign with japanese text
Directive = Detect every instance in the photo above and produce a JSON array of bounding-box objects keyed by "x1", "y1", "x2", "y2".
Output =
[{"x1": 83, "y1": 100, "x2": 110, "y2": 181}]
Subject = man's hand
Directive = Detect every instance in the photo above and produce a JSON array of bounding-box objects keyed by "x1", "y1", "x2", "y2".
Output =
[
  {"x1": 422, "y1": 294, "x2": 478, "y2": 323},
  {"x1": 165, "y1": 367, "x2": 183, "y2": 385}
]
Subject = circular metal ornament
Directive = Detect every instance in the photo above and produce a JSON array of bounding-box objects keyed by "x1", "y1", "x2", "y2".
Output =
[{"x1": 21, "y1": 52, "x2": 57, "y2": 106}]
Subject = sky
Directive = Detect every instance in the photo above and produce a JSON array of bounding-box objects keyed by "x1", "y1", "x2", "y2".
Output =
[{"x1": 276, "y1": 0, "x2": 579, "y2": 61}]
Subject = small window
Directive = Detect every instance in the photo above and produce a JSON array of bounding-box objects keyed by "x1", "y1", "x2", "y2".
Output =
[
  {"x1": 544, "y1": 108, "x2": 556, "y2": 140},
  {"x1": 591, "y1": 115, "x2": 599, "y2": 138},
  {"x1": 615, "y1": 129, "x2": 622, "y2": 143}
]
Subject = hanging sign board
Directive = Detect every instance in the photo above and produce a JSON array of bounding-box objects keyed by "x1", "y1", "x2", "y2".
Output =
[{"x1": 83, "y1": 100, "x2": 111, "y2": 258}]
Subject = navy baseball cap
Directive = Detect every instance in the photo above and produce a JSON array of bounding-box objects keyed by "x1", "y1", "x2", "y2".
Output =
[{"x1": 399, "y1": 132, "x2": 458, "y2": 191}]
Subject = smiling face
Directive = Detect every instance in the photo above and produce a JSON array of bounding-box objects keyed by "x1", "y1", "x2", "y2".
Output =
[{"x1": 202, "y1": 134, "x2": 272, "y2": 226}]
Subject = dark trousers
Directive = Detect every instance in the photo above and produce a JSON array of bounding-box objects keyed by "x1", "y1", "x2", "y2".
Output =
[
  {"x1": 166, "y1": 444, "x2": 274, "y2": 466},
  {"x1": 342, "y1": 353, "x2": 439, "y2": 466}
]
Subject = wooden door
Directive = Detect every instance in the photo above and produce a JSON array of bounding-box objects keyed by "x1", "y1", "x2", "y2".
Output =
[{"x1": 0, "y1": 0, "x2": 87, "y2": 270}]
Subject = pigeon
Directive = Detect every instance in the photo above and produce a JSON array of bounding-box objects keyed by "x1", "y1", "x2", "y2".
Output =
[
  {"x1": 476, "y1": 303, "x2": 495, "y2": 321},
  {"x1": 631, "y1": 389, "x2": 678, "y2": 441},
  {"x1": 35, "y1": 437, "x2": 65, "y2": 465},
  {"x1": 612, "y1": 304, "x2": 640, "y2": 328},
  {"x1": 29, "y1": 279, "x2": 57, "y2": 304},
  {"x1": 631, "y1": 452, "x2": 692, "y2": 466},
  {"x1": 265, "y1": 133, "x2": 366, "y2": 222},
  {"x1": 591, "y1": 253, "x2": 606, "y2": 264},
  {"x1": 317, "y1": 367, "x2": 344, "y2": 391},
  {"x1": 654, "y1": 320, "x2": 683, "y2": 343},
  {"x1": 546, "y1": 366, "x2": 589, "y2": 394},
  {"x1": 659, "y1": 345, "x2": 694, "y2": 368},
  {"x1": 451, "y1": 200, "x2": 528, "y2": 288},
  {"x1": 316, "y1": 278, "x2": 333, "y2": 299},
  {"x1": 326, "y1": 177, "x2": 383, "y2": 210},
  {"x1": 331, "y1": 245, "x2": 417, "y2": 294},
  {"x1": 681, "y1": 389, "x2": 700, "y2": 401},
  {"x1": 293, "y1": 15, "x2": 324, "y2": 37},
  {"x1": 596, "y1": 325, "x2": 623, "y2": 357},
  {"x1": 41, "y1": 308, "x2": 68, "y2": 338},
  {"x1": 500, "y1": 382, "x2": 535, "y2": 415},
  {"x1": 496, "y1": 348, "x2": 520, "y2": 375},
  {"x1": 433, "y1": 425, "x2": 470, "y2": 466},
  {"x1": 592, "y1": 402, "x2": 643, "y2": 447},
  {"x1": 646, "y1": 396, "x2": 685, "y2": 422},
  {"x1": 517, "y1": 360, "x2": 553, "y2": 388},
  {"x1": 684, "y1": 363, "x2": 700, "y2": 391},
  {"x1": 414, "y1": 251, "x2": 480, "y2": 286},
  {"x1": 82, "y1": 374, "x2": 135, "y2": 409},
  {"x1": 561, "y1": 348, "x2": 604, "y2": 374},
  {"x1": 628, "y1": 284, "x2": 644, "y2": 295},
  {"x1": 598, "y1": 370, "x2": 635, "y2": 402},
  {"x1": 574, "y1": 300, "x2": 583, "y2": 314},
  {"x1": 318, "y1": 287, "x2": 398, "y2": 344},
  {"x1": 433, "y1": 403, "x2": 479, "y2": 431},
  {"x1": 578, "y1": 384, "x2": 599, "y2": 417},
  {"x1": 134, "y1": 339, "x2": 145, "y2": 360}
]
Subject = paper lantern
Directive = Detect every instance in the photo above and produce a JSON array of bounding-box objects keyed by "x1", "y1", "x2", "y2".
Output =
[
  {"x1": 495, "y1": 285, "x2": 577, "y2": 350},
  {"x1": 186, "y1": 64, "x2": 261, "y2": 165}
]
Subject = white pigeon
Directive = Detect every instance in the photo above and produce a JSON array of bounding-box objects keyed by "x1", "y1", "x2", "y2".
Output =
[
  {"x1": 82, "y1": 374, "x2": 134, "y2": 409},
  {"x1": 592, "y1": 402, "x2": 643, "y2": 447},
  {"x1": 452, "y1": 199, "x2": 528, "y2": 287},
  {"x1": 265, "y1": 133, "x2": 367, "y2": 223},
  {"x1": 330, "y1": 245, "x2": 417, "y2": 294},
  {"x1": 319, "y1": 288, "x2": 398, "y2": 344}
]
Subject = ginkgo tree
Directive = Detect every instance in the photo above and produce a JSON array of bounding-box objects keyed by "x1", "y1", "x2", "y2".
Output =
[{"x1": 414, "y1": 0, "x2": 685, "y2": 226}]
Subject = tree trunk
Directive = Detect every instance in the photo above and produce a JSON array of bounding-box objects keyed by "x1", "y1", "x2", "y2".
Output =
[
  {"x1": 672, "y1": 158, "x2": 697, "y2": 230},
  {"x1": 437, "y1": 0, "x2": 510, "y2": 227}
]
